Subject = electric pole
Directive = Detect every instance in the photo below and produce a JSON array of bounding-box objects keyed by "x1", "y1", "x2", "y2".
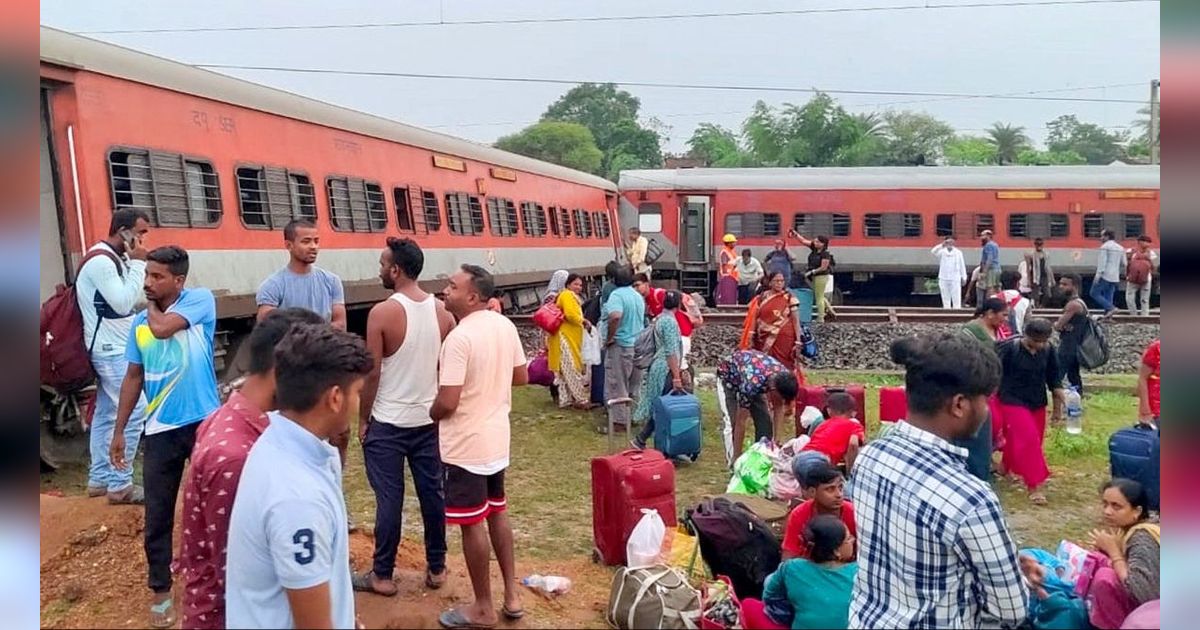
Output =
[{"x1": 1150, "y1": 79, "x2": 1160, "y2": 165}]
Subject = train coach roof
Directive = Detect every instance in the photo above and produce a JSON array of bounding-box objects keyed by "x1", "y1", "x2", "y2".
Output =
[
  {"x1": 40, "y1": 26, "x2": 617, "y2": 193},
  {"x1": 619, "y1": 165, "x2": 1159, "y2": 191}
]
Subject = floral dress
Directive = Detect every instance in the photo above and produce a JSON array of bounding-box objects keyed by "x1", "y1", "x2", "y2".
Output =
[{"x1": 717, "y1": 350, "x2": 790, "y2": 409}]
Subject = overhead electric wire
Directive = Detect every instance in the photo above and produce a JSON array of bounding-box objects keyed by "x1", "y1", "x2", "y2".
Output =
[
  {"x1": 192, "y1": 64, "x2": 1148, "y2": 104},
  {"x1": 78, "y1": 0, "x2": 1159, "y2": 34}
]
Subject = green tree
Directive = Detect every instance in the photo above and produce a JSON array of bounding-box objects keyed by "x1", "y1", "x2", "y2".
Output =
[
  {"x1": 986, "y1": 123, "x2": 1031, "y2": 165},
  {"x1": 1045, "y1": 114, "x2": 1126, "y2": 164},
  {"x1": 686, "y1": 123, "x2": 752, "y2": 167},
  {"x1": 541, "y1": 83, "x2": 663, "y2": 180},
  {"x1": 494, "y1": 121, "x2": 604, "y2": 174},
  {"x1": 734, "y1": 95, "x2": 888, "y2": 167},
  {"x1": 1016, "y1": 148, "x2": 1087, "y2": 165},
  {"x1": 944, "y1": 135, "x2": 999, "y2": 166},
  {"x1": 741, "y1": 100, "x2": 788, "y2": 166},
  {"x1": 880, "y1": 111, "x2": 955, "y2": 165},
  {"x1": 836, "y1": 112, "x2": 887, "y2": 166}
]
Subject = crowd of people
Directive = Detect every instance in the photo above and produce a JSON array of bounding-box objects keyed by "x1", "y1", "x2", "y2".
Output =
[{"x1": 72, "y1": 209, "x2": 1161, "y2": 629}]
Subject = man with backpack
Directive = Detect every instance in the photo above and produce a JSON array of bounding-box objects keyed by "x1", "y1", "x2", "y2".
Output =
[
  {"x1": 76, "y1": 208, "x2": 151, "y2": 504},
  {"x1": 1053, "y1": 274, "x2": 1091, "y2": 394},
  {"x1": 1125, "y1": 235, "x2": 1157, "y2": 317}
]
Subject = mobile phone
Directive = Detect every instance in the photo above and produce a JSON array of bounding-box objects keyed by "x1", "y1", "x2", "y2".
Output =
[{"x1": 118, "y1": 228, "x2": 137, "y2": 250}]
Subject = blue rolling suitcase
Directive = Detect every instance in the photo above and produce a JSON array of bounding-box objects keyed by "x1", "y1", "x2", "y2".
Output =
[
  {"x1": 1108, "y1": 423, "x2": 1160, "y2": 511},
  {"x1": 651, "y1": 391, "x2": 702, "y2": 461}
]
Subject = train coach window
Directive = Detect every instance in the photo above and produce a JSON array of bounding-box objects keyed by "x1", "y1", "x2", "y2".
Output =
[
  {"x1": 487, "y1": 197, "x2": 519, "y2": 237},
  {"x1": 725, "y1": 212, "x2": 781, "y2": 238},
  {"x1": 638, "y1": 203, "x2": 663, "y2": 233},
  {"x1": 574, "y1": 208, "x2": 593, "y2": 239},
  {"x1": 108, "y1": 148, "x2": 222, "y2": 227},
  {"x1": 935, "y1": 213, "x2": 994, "y2": 238},
  {"x1": 394, "y1": 187, "x2": 414, "y2": 233},
  {"x1": 521, "y1": 202, "x2": 547, "y2": 237},
  {"x1": 558, "y1": 207, "x2": 573, "y2": 237},
  {"x1": 1083, "y1": 213, "x2": 1145, "y2": 239},
  {"x1": 421, "y1": 191, "x2": 442, "y2": 232},
  {"x1": 594, "y1": 212, "x2": 612, "y2": 238},
  {"x1": 236, "y1": 166, "x2": 317, "y2": 229},
  {"x1": 793, "y1": 213, "x2": 850, "y2": 238},
  {"x1": 326, "y1": 176, "x2": 387, "y2": 233},
  {"x1": 447, "y1": 192, "x2": 485, "y2": 235},
  {"x1": 1008, "y1": 213, "x2": 1069, "y2": 239},
  {"x1": 864, "y1": 213, "x2": 923, "y2": 238}
]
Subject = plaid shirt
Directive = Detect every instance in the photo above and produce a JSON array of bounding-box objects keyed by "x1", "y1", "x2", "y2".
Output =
[{"x1": 849, "y1": 421, "x2": 1027, "y2": 629}]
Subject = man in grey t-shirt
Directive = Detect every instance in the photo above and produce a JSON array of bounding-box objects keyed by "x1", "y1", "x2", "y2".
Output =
[{"x1": 256, "y1": 220, "x2": 347, "y2": 330}]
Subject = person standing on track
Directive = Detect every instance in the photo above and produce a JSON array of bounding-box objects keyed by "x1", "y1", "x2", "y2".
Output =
[
  {"x1": 977, "y1": 229, "x2": 1002, "y2": 307},
  {"x1": 1023, "y1": 238, "x2": 1056, "y2": 308},
  {"x1": 224, "y1": 324, "x2": 373, "y2": 630},
  {"x1": 1091, "y1": 229, "x2": 1126, "y2": 319},
  {"x1": 76, "y1": 208, "x2": 151, "y2": 504},
  {"x1": 789, "y1": 230, "x2": 837, "y2": 322},
  {"x1": 178, "y1": 307, "x2": 324, "y2": 630},
  {"x1": 355, "y1": 237, "x2": 456, "y2": 597},
  {"x1": 109, "y1": 246, "x2": 221, "y2": 629},
  {"x1": 716, "y1": 234, "x2": 740, "y2": 306},
  {"x1": 1125, "y1": 235, "x2": 1158, "y2": 317},
  {"x1": 931, "y1": 236, "x2": 968, "y2": 309},
  {"x1": 432, "y1": 265, "x2": 529, "y2": 629}
]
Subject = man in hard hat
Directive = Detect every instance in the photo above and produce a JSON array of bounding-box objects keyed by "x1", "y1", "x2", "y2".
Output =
[{"x1": 716, "y1": 234, "x2": 740, "y2": 306}]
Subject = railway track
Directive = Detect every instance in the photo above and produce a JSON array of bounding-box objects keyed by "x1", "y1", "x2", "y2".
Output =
[{"x1": 510, "y1": 305, "x2": 1161, "y2": 326}]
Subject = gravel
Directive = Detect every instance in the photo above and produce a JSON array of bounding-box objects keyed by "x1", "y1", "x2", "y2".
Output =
[{"x1": 520, "y1": 322, "x2": 1158, "y2": 374}]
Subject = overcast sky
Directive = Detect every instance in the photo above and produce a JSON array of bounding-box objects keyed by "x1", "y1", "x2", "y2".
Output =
[{"x1": 41, "y1": 0, "x2": 1160, "y2": 154}]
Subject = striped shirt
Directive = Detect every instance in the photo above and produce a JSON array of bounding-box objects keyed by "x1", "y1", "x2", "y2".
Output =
[{"x1": 849, "y1": 420, "x2": 1027, "y2": 629}]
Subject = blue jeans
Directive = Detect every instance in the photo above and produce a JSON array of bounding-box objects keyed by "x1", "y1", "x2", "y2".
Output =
[
  {"x1": 89, "y1": 353, "x2": 147, "y2": 492},
  {"x1": 1090, "y1": 278, "x2": 1119, "y2": 313}
]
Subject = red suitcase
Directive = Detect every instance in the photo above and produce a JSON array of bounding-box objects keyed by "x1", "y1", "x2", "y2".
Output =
[
  {"x1": 795, "y1": 385, "x2": 867, "y2": 426},
  {"x1": 879, "y1": 385, "x2": 907, "y2": 423},
  {"x1": 591, "y1": 449, "x2": 677, "y2": 566}
]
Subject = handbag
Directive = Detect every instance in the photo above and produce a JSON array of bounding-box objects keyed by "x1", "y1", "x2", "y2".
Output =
[{"x1": 533, "y1": 302, "x2": 564, "y2": 333}]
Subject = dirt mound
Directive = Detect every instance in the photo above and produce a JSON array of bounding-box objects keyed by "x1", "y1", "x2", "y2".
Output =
[{"x1": 41, "y1": 495, "x2": 615, "y2": 628}]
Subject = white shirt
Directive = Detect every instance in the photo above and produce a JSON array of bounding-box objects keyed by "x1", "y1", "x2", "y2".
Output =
[
  {"x1": 931, "y1": 244, "x2": 968, "y2": 284},
  {"x1": 74, "y1": 242, "x2": 146, "y2": 357},
  {"x1": 371, "y1": 293, "x2": 440, "y2": 428},
  {"x1": 734, "y1": 257, "x2": 765, "y2": 286},
  {"x1": 1096, "y1": 240, "x2": 1126, "y2": 282},
  {"x1": 226, "y1": 412, "x2": 353, "y2": 630}
]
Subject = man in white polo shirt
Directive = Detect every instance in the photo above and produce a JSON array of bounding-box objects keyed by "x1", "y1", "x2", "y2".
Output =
[{"x1": 225, "y1": 324, "x2": 373, "y2": 629}]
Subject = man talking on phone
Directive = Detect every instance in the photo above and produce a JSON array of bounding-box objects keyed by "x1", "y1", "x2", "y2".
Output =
[{"x1": 75, "y1": 207, "x2": 152, "y2": 504}]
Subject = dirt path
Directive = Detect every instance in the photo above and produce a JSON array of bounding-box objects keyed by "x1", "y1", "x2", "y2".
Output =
[{"x1": 40, "y1": 494, "x2": 614, "y2": 629}]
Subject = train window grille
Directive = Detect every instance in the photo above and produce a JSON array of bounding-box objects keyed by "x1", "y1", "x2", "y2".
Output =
[
  {"x1": 487, "y1": 197, "x2": 519, "y2": 237},
  {"x1": 521, "y1": 202, "x2": 547, "y2": 237},
  {"x1": 108, "y1": 148, "x2": 221, "y2": 227},
  {"x1": 420, "y1": 191, "x2": 442, "y2": 232},
  {"x1": 724, "y1": 212, "x2": 780, "y2": 238},
  {"x1": 793, "y1": 213, "x2": 850, "y2": 238},
  {"x1": 394, "y1": 187, "x2": 414, "y2": 233},
  {"x1": 558, "y1": 207, "x2": 573, "y2": 237},
  {"x1": 326, "y1": 177, "x2": 387, "y2": 232},
  {"x1": 1083, "y1": 213, "x2": 1145, "y2": 240},
  {"x1": 573, "y1": 208, "x2": 593, "y2": 238},
  {"x1": 446, "y1": 192, "x2": 485, "y2": 235},
  {"x1": 1009, "y1": 213, "x2": 1069, "y2": 239},
  {"x1": 594, "y1": 212, "x2": 612, "y2": 238},
  {"x1": 936, "y1": 213, "x2": 994, "y2": 238},
  {"x1": 548, "y1": 206, "x2": 562, "y2": 236},
  {"x1": 236, "y1": 166, "x2": 316, "y2": 229}
]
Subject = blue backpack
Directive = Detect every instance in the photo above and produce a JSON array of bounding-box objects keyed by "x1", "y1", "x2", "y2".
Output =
[{"x1": 799, "y1": 323, "x2": 819, "y2": 359}]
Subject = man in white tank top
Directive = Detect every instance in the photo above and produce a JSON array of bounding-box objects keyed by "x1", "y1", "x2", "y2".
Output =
[{"x1": 355, "y1": 238, "x2": 456, "y2": 596}]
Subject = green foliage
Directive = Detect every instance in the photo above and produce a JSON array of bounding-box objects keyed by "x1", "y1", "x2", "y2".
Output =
[
  {"x1": 945, "y1": 135, "x2": 999, "y2": 166},
  {"x1": 686, "y1": 123, "x2": 754, "y2": 167},
  {"x1": 541, "y1": 83, "x2": 663, "y2": 180},
  {"x1": 1046, "y1": 114, "x2": 1127, "y2": 164},
  {"x1": 1017, "y1": 148, "x2": 1088, "y2": 166},
  {"x1": 880, "y1": 111, "x2": 956, "y2": 165},
  {"x1": 494, "y1": 121, "x2": 604, "y2": 174},
  {"x1": 987, "y1": 123, "x2": 1031, "y2": 165}
]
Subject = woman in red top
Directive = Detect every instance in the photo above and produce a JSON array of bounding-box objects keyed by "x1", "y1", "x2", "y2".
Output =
[{"x1": 1138, "y1": 339, "x2": 1160, "y2": 424}]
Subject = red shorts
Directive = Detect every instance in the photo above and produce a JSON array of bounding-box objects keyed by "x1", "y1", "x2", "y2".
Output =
[{"x1": 444, "y1": 464, "x2": 507, "y2": 526}]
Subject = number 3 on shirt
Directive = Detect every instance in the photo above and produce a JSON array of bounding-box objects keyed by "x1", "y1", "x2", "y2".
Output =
[{"x1": 292, "y1": 528, "x2": 315, "y2": 565}]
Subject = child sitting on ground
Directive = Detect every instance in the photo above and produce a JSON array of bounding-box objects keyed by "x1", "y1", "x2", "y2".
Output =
[
  {"x1": 781, "y1": 463, "x2": 856, "y2": 560},
  {"x1": 800, "y1": 392, "x2": 865, "y2": 474}
]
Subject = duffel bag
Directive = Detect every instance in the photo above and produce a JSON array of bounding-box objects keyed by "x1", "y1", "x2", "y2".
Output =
[{"x1": 606, "y1": 564, "x2": 701, "y2": 630}]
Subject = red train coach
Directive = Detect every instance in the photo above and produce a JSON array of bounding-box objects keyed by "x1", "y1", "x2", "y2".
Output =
[
  {"x1": 617, "y1": 166, "x2": 1159, "y2": 303},
  {"x1": 39, "y1": 27, "x2": 620, "y2": 341}
]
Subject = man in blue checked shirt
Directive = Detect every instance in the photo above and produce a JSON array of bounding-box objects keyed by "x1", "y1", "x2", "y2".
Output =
[{"x1": 849, "y1": 332, "x2": 1028, "y2": 629}]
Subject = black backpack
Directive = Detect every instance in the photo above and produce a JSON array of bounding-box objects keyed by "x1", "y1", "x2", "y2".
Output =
[{"x1": 685, "y1": 497, "x2": 781, "y2": 599}]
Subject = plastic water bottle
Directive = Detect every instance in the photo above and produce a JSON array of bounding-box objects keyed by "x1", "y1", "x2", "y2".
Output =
[
  {"x1": 1065, "y1": 387, "x2": 1083, "y2": 435},
  {"x1": 521, "y1": 574, "x2": 572, "y2": 595}
]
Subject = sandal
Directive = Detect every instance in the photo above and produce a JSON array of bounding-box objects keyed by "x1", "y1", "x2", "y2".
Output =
[
  {"x1": 352, "y1": 570, "x2": 398, "y2": 596},
  {"x1": 1030, "y1": 493, "x2": 1048, "y2": 506},
  {"x1": 149, "y1": 597, "x2": 175, "y2": 629},
  {"x1": 425, "y1": 568, "x2": 447, "y2": 590},
  {"x1": 439, "y1": 608, "x2": 496, "y2": 629},
  {"x1": 502, "y1": 604, "x2": 526, "y2": 620}
]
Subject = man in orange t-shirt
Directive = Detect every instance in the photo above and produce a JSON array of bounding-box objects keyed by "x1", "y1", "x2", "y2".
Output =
[
  {"x1": 801, "y1": 392, "x2": 865, "y2": 473},
  {"x1": 781, "y1": 463, "x2": 857, "y2": 560}
]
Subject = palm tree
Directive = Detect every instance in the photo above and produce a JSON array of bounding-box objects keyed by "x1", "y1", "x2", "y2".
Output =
[
  {"x1": 987, "y1": 123, "x2": 1031, "y2": 165},
  {"x1": 849, "y1": 112, "x2": 886, "y2": 138}
]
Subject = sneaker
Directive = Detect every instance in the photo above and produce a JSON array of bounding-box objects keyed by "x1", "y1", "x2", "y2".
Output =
[
  {"x1": 87, "y1": 485, "x2": 107, "y2": 498},
  {"x1": 107, "y1": 485, "x2": 145, "y2": 505}
]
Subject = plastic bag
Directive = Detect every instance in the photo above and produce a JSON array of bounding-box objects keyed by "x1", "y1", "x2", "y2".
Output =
[
  {"x1": 799, "y1": 406, "x2": 824, "y2": 434},
  {"x1": 626, "y1": 508, "x2": 667, "y2": 570},
  {"x1": 582, "y1": 327, "x2": 602, "y2": 366},
  {"x1": 767, "y1": 437, "x2": 806, "y2": 502},
  {"x1": 726, "y1": 440, "x2": 776, "y2": 496},
  {"x1": 1056, "y1": 540, "x2": 1088, "y2": 584},
  {"x1": 667, "y1": 525, "x2": 703, "y2": 579}
]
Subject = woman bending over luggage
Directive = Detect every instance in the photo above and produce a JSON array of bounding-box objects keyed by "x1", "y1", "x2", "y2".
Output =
[
  {"x1": 1081, "y1": 479, "x2": 1160, "y2": 628},
  {"x1": 630, "y1": 291, "x2": 683, "y2": 450},
  {"x1": 741, "y1": 514, "x2": 858, "y2": 629}
]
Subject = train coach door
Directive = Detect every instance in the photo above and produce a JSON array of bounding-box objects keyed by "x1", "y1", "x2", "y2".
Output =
[
  {"x1": 680, "y1": 195, "x2": 711, "y2": 263},
  {"x1": 40, "y1": 88, "x2": 69, "y2": 302}
]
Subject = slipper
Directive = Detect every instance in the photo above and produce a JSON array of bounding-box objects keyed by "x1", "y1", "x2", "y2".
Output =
[
  {"x1": 352, "y1": 570, "x2": 397, "y2": 596},
  {"x1": 439, "y1": 608, "x2": 496, "y2": 629},
  {"x1": 1030, "y1": 493, "x2": 1048, "y2": 506},
  {"x1": 86, "y1": 485, "x2": 107, "y2": 498},
  {"x1": 148, "y1": 598, "x2": 175, "y2": 629},
  {"x1": 502, "y1": 604, "x2": 526, "y2": 620},
  {"x1": 425, "y1": 568, "x2": 447, "y2": 590}
]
